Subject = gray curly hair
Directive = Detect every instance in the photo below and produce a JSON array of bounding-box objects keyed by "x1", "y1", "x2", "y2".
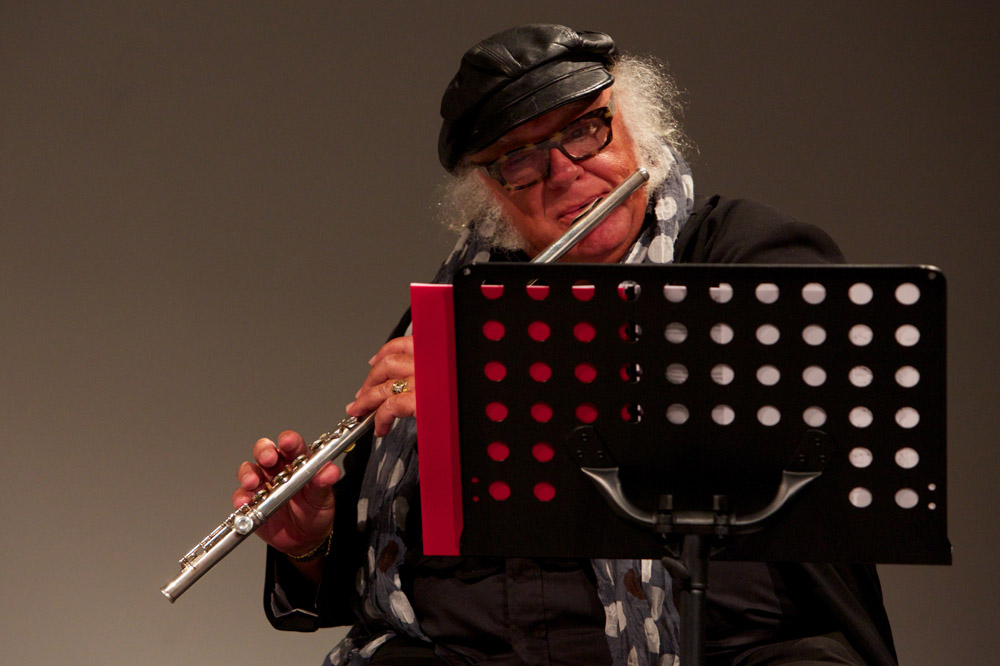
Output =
[{"x1": 435, "y1": 55, "x2": 687, "y2": 250}]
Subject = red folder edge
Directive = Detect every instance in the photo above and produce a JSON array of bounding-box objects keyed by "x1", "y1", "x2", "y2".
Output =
[{"x1": 410, "y1": 283, "x2": 461, "y2": 555}]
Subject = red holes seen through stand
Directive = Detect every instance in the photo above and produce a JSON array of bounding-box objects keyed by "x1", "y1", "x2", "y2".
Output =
[
  {"x1": 576, "y1": 403, "x2": 598, "y2": 423},
  {"x1": 573, "y1": 322, "x2": 597, "y2": 342},
  {"x1": 489, "y1": 481, "x2": 511, "y2": 501},
  {"x1": 528, "y1": 321, "x2": 551, "y2": 341},
  {"x1": 481, "y1": 284, "x2": 504, "y2": 299},
  {"x1": 572, "y1": 284, "x2": 596, "y2": 301},
  {"x1": 483, "y1": 320, "x2": 505, "y2": 341},
  {"x1": 531, "y1": 402, "x2": 554, "y2": 423},
  {"x1": 484, "y1": 361, "x2": 506, "y2": 382},
  {"x1": 532, "y1": 442, "x2": 555, "y2": 462},
  {"x1": 486, "y1": 402, "x2": 508, "y2": 422},
  {"x1": 526, "y1": 284, "x2": 549, "y2": 301},
  {"x1": 574, "y1": 363, "x2": 597, "y2": 383},
  {"x1": 529, "y1": 362, "x2": 553, "y2": 382},
  {"x1": 487, "y1": 442, "x2": 510, "y2": 461},
  {"x1": 534, "y1": 482, "x2": 556, "y2": 502}
]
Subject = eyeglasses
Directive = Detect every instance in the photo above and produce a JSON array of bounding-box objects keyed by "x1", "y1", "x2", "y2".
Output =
[{"x1": 475, "y1": 103, "x2": 615, "y2": 191}]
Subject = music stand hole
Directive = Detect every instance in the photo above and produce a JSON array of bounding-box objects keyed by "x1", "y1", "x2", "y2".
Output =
[
  {"x1": 895, "y1": 488, "x2": 919, "y2": 509},
  {"x1": 526, "y1": 284, "x2": 550, "y2": 301},
  {"x1": 618, "y1": 280, "x2": 642, "y2": 301},
  {"x1": 487, "y1": 442, "x2": 510, "y2": 462},
  {"x1": 895, "y1": 366, "x2": 920, "y2": 387},
  {"x1": 895, "y1": 407, "x2": 920, "y2": 429},
  {"x1": 802, "y1": 325, "x2": 827, "y2": 346},
  {"x1": 757, "y1": 365, "x2": 780, "y2": 386},
  {"x1": 532, "y1": 443, "x2": 555, "y2": 463},
  {"x1": 666, "y1": 404, "x2": 689, "y2": 424},
  {"x1": 486, "y1": 402, "x2": 508, "y2": 422},
  {"x1": 849, "y1": 447, "x2": 873, "y2": 468},
  {"x1": 619, "y1": 321, "x2": 642, "y2": 342},
  {"x1": 711, "y1": 323, "x2": 734, "y2": 345},
  {"x1": 574, "y1": 363, "x2": 597, "y2": 383},
  {"x1": 534, "y1": 482, "x2": 556, "y2": 502},
  {"x1": 756, "y1": 324, "x2": 780, "y2": 345},
  {"x1": 849, "y1": 366, "x2": 874, "y2": 387},
  {"x1": 710, "y1": 283, "x2": 734, "y2": 303},
  {"x1": 757, "y1": 406, "x2": 781, "y2": 426},
  {"x1": 619, "y1": 362, "x2": 642, "y2": 383},
  {"x1": 484, "y1": 361, "x2": 507, "y2": 382},
  {"x1": 573, "y1": 322, "x2": 597, "y2": 342},
  {"x1": 849, "y1": 406, "x2": 874, "y2": 428},
  {"x1": 849, "y1": 487, "x2": 873, "y2": 508},
  {"x1": 666, "y1": 364, "x2": 688, "y2": 385},
  {"x1": 576, "y1": 404, "x2": 598, "y2": 424},
  {"x1": 528, "y1": 321, "x2": 550, "y2": 342},
  {"x1": 530, "y1": 362, "x2": 553, "y2": 382},
  {"x1": 711, "y1": 364, "x2": 735, "y2": 385},
  {"x1": 802, "y1": 282, "x2": 826, "y2": 304},
  {"x1": 712, "y1": 404, "x2": 735, "y2": 426},
  {"x1": 663, "y1": 284, "x2": 687, "y2": 302},
  {"x1": 849, "y1": 324, "x2": 873, "y2": 346},
  {"x1": 895, "y1": 282, "x2": 921, "y2": 305},
  {"x1": 621, "y1": 403, "x2": 643, "y2": 423},
  {"x1": 489, "y1": 481, "x2": 511, "y2": 501},
  {"x1": 665, "y1": 322, "x2": 688, "y2": 343},
  {"x1": 483, "y1": 320, "x2": 505, "y2": 341},
  {"x1": 755, "y1": 283, "x2": 780, "y2": 304},
  {"x1": 896, "y1": 325, "x2": 920, "y2": 347},
  {"x1": 480, "y1": 284, "x2": 504, "y2": 300},
  {"x1": 849, "y1": 283, "x2": 874, "y2": 305},
  {"x1": 895, "y1": 447, "x2": 920, "y2": 469},
  {"x1": 531, "y1": 403, "x2": 553, "y2": 423},
  {"x1": 803, "y1": 366, "x2": 827, "y2": 387},
  {"x1": 572, "y1": 283, "x2": 596, "y2": 302},
  {"x1": 803, "y1": 407, "x2": 827, "y2": 427}
]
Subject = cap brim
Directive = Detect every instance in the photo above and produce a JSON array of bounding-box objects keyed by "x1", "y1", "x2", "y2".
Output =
[{"x1": 462, "y1": 60, "x2": 613, "y2": 160}]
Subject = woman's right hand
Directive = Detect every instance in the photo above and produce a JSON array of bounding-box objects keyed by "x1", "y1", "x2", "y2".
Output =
[{"x1": 233, "y1": 429, "x2": 340, "y2": 558}]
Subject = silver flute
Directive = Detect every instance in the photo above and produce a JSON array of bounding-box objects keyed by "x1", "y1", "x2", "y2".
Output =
[{"x1": 160, "y1": 167, "x2": 649, "y2": 602}]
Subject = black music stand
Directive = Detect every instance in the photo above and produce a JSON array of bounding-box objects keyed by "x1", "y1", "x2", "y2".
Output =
[{"x1": 417, "y1": 263, "x2": 950, "y2": 665}]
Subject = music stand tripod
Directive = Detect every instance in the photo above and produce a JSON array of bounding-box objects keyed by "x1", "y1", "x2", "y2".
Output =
[{"x1": 412, "y1": 262, "x2": 950, "y2": 666}]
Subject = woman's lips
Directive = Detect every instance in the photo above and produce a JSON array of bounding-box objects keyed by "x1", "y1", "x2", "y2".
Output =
[{"x1": 557, "y1": 195, "x2": 604, "y2": 223}]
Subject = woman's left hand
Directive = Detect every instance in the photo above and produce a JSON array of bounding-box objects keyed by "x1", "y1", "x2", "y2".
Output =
[{"x1": 345, "y1": 335, "x2": 416, "y2": 437}]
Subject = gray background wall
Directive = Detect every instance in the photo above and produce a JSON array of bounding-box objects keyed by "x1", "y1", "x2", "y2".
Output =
[{"x1": 2, "y1": 2, "x2": 997, "y2": 663}]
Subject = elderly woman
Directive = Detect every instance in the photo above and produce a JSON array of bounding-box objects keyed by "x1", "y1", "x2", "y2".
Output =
[{"x1": 235, "y1": 24, "x2": 896, "y2": 666}]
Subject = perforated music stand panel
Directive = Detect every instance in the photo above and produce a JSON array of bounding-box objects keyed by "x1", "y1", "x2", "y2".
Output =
[{"x1": 447, "y1": 264, "x2": 949, "y2": 564}]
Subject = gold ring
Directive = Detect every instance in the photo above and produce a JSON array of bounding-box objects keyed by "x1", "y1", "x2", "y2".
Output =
[{"x1": 391, "y1": 379, "x2": 409, "y2": 394}]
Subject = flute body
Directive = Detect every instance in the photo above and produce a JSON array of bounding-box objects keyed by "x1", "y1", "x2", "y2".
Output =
[
  {"x1": 161, "y1": 167, "x2": 648, "y2": 602},
  {"x1": 161, "y1": 414, "x2": 373, "y2": 601}
]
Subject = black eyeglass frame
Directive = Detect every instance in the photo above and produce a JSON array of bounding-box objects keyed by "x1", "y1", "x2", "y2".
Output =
[{"x1": 473, "y1": 101, "x2": 616, "y2": 191}]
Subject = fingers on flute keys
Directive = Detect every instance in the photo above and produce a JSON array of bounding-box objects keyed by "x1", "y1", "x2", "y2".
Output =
[
  {"x1": 347, "y1": 336, "x2": 416, "y2": 437},
  {"x1": 233, "y1": 430, "x2": 338, "y2": 508}
]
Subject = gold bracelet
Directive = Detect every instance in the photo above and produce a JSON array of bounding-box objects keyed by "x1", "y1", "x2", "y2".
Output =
[{"x1": 287, "y1": 533, "x2": 332, "y2": 562}]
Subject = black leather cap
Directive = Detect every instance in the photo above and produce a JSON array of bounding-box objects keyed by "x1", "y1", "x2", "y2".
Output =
[{"x1": 438, "y1": 24, "x2": 617, "y2": 172}]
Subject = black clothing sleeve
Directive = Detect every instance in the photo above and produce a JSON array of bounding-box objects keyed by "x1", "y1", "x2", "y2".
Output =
[{"x1": 675, "y1": 195, "x2": 845, "y2": 265}]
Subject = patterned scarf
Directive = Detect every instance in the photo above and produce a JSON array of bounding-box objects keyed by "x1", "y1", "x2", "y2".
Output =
[{"x1": 326, "y1": 144, "x2": 693, "y2": 666}]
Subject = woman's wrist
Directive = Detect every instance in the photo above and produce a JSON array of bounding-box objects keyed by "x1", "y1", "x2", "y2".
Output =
[{"x1": 286, "y1": 533, "x2": 332, "y2": 562}]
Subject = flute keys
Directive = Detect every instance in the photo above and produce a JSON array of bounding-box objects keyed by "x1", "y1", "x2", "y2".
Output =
[
  {"x1": 311, "y1": 433, "x2": 333, "y2": 452},
  {"x1": 232, "y1": 513, "x2": 255, "y2": 535}
]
